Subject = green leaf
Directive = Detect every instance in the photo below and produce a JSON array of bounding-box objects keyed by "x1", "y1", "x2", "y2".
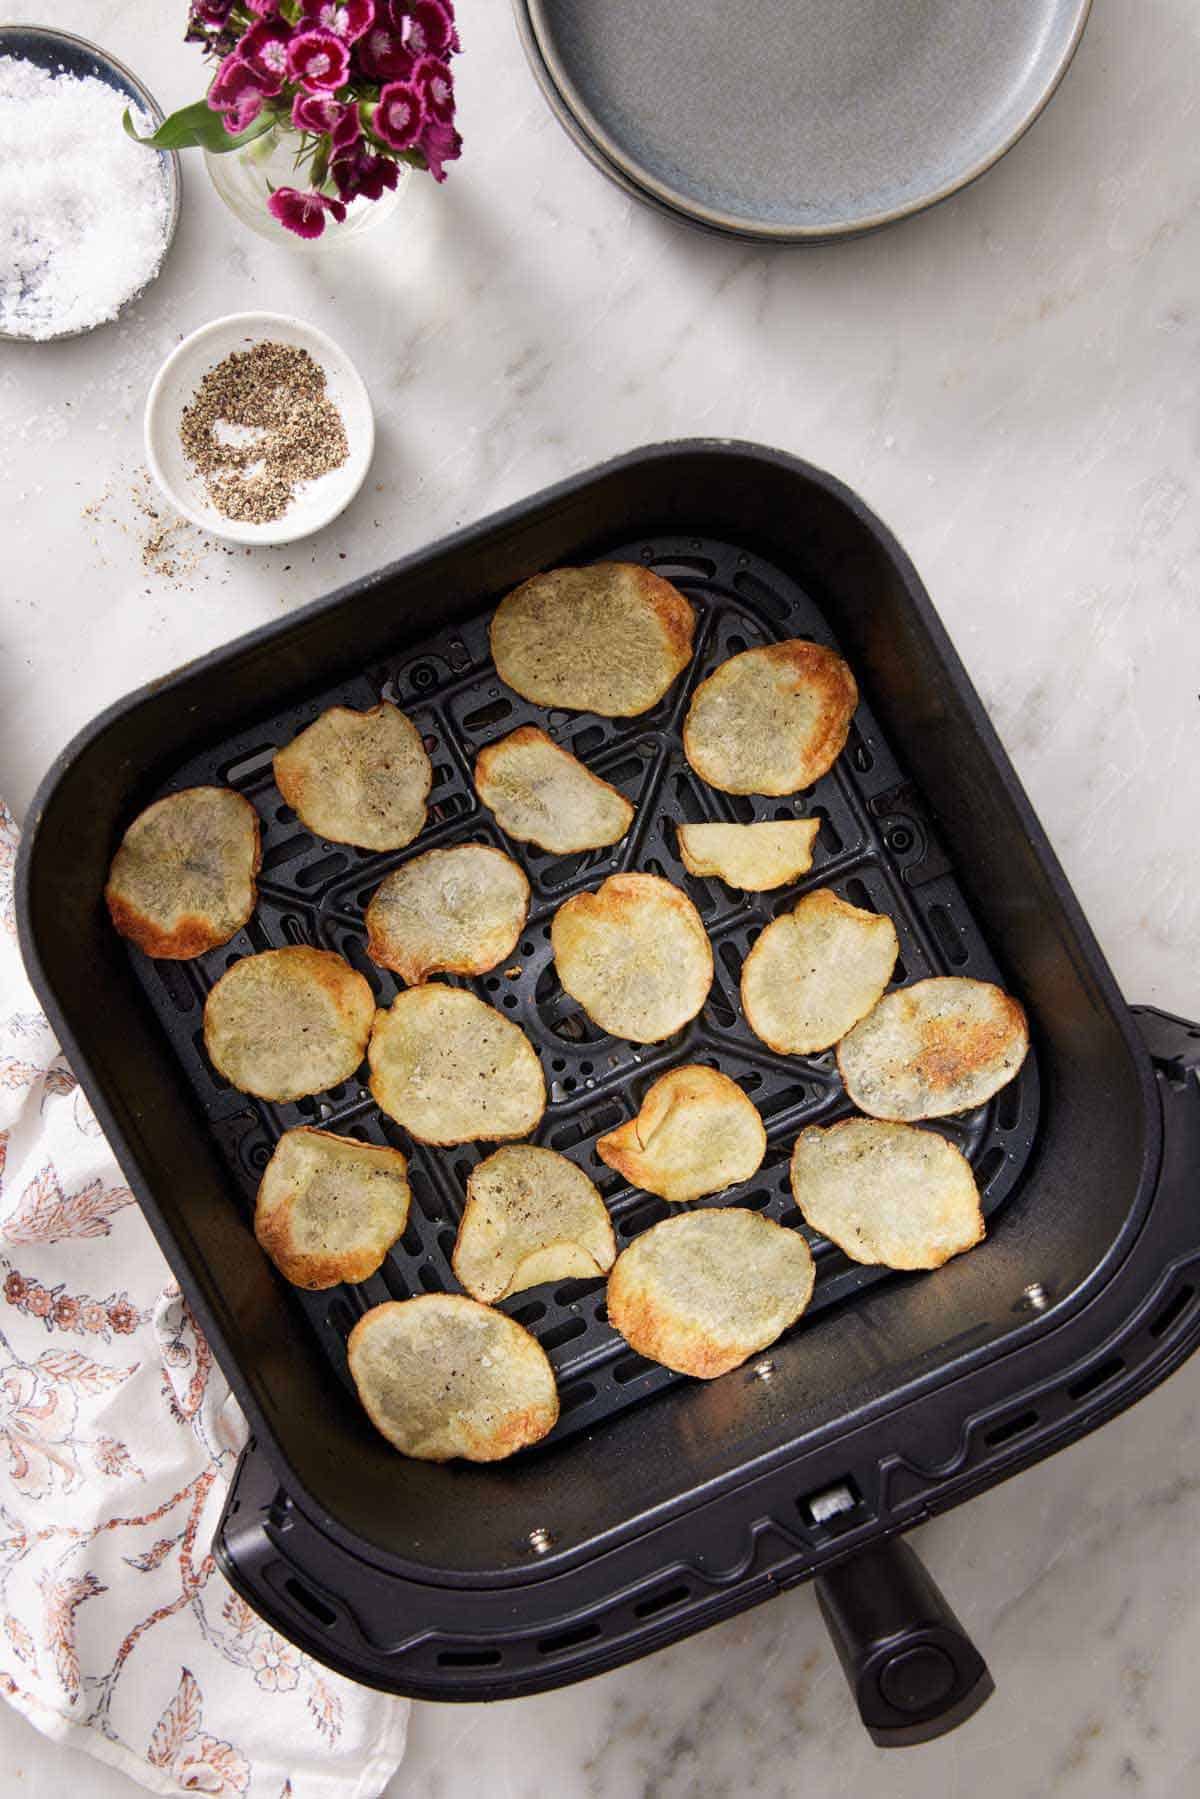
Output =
[{"x1": 122, "y1": 100, "x2": 276, "y2": 155}]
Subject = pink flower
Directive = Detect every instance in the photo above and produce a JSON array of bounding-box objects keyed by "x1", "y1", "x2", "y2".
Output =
[
  {"x1": 267, "y1": 186, "x2": 348, "y2": 238},
  {"x1": 207, "y1": 53, "x2": 261, "y2": 113},
  {"x1": 4, "y1": 1271, "x2": 26, "y2": 1306},
  {"x1": 332, "y1": 143, "x2": 398, "y2": 201},
  {"x1": 331, "y1": 102, "x2": 361, "y2": 154},
  {"x1": 354, "y1": 25, "x2": 414, "y2": 81},
  {"x1": 51, "y1": 1295, "x2": 80, "y2": 1330},
  {"x1": 26, "y1": 1285, "x2": 51, "y2": 1318},
  {"x1": 81, "y1": 1302, "x2": 107, "y2": 1333},
  {"x1": 239, "y1": 20, "x2": 291, "y2": 95},
  {"x1": 249, "y1": 1631, "x2": 302, "y2": 1693},
  {"x1": 405, "y1": 0, "x2": 458, "y2": 58},
  {"x1": 291, "y1": 90, "x2": 341, "y2": 133},
  {"x1": 373, "y1": 79, "x2": 424, "y2": 149},
  {"x1": 245, "y1": 0, "x2": 280, "y2": 14},
  {"x1": 413, "y1": 52, "x2": 454, "y2": 123},
  {"x1": 223, "y1": 91, "x2": 265, "y2": 134},
  {"x1": 300, "y1": 0, "x2": 376, "y2": 43},
  {"x1": 418, "y1": 113, "x2": 461, "y2": 182},
  {"x1": 286, "y1": 27, "x2": 351, "y2": 92},
  {"x1": 107, "y1": 1299, "x2": 138, "y2": 1336}
]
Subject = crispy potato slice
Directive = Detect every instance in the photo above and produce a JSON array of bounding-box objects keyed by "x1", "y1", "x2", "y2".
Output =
[
  {"x1": 607, "y1": 1209, "x2": 815, "y2": 1379},
  {"x1": 596, "y1": 1066, "x2": 766, "y2": 1203},
  {"x1": 369, "y1": 986, "x2": 546, "y2": 1145},
  {"x1": 490, "y1": 563, "x2": 695, "y2": 716},
  {"x1": 838, "y1": 976, "x2": 1029, "y2": 1120},
  {"x1": 203, "y1": 946, "x2": 374, "y2": 1102},
  {"x1": 676, "y1": 819, "x2": 819, "y2": 891},
  {"x1": 474, "y1": 726, "x2": 634, "y2": 854},
  {"x1": 551, "y1": 872, "x2": 713, "y2": 1043},
  {"x1": 683, "y1": 640, "x2": 858, "y2": 795},
  {"x1": 365, "y1": 845, "x2": 530, "y2": 985},
  {"x1": 273, "y1": 702, "x2": 431, "y2": 851},
  {"x1": 452, "y1": 1145, "x2": 616, "y2": 1302},
  {"x1": 348, "y1": 1296, "x2": 559, "y2": 1462},
  {"x1": 790, "y1": 1117, "x2": 984, "y2": 1269},
  {"x1": 255, "y1": 1128, "x2": 411, "y2": 1290},
  {"x1": 105, "y1": 786, "x2": 260, "y2": 959},
  {"x1": 742, "y1": 888, "x2": 899, "y2": 1055}
]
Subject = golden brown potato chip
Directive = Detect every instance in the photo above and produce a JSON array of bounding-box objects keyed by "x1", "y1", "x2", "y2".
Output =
[
  {"x1": 105, "y1": 786, "x2": 260, "y2": 959},
  {"x1": 683, "y1": 640, "x2": 858, "y2": 795},
  {"x1": 365, "y1": 845, "x2": 530, "y2": 985},
  {"x1": 348, "y1": 1296, "x2": 559, "y2": 1462},
  {"x1": 474, "y1": 726, "x2": 634, "y2": 854},
  {"x1": 203, "y1": 946, "x2": 374, "y2": 1102},
  {"x1": 596, "y1": 1066, "x2": 766, "y2": 1203},
  {"x1": 490, "y1": 563, "x2": 695, "y2": 716},
  {"x1": 273, "y1": 702, "x2": 431, "y2": 851},
  {"x1": 606, "y1": 1209, "x2": 815, "y2": 1379},
  {"x1": 255, "y1": 1128, "x2": 411, "y2": 1289},
  {"x1": 368, "y1": 986, "x2": 546, "y2": 1145},
  {"x1": 741, "y1": 888, "x2": 899, "y2": 1055},
  {"x1": 837, "y1": 976, "x2": 1029, "y2": 1120},
  {"x1": 452, "y1": 1145, "x2": 616, "y2": 1303},
  {"x1": 789, "y1": 1117, "x2": 984, "y2": 1270},
  {"x1": 551, "y1": 872, "x2": 713, "y2": 1043},
  {"x1": 676, "y1": 819, "x2": 819, "y2": 891}
]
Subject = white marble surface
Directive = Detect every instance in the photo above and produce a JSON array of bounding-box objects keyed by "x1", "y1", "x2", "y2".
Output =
[{"x1": 2, "y1": 0, "x2": 1199, "y2": 1793}]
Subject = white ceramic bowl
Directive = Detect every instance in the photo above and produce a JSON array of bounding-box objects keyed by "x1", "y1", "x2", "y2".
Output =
[{"x1": 144, "y1": 311, "x2": 374, "y2": 547}]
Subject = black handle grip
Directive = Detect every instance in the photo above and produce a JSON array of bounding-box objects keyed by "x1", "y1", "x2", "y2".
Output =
[{"x1": 814, "y1": 1537, "x2": 993, "y2": 1746}]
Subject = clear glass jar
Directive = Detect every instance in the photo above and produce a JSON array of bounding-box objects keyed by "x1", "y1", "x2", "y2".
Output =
[{"x1": 204, "y1": 124, "x2": 406, "y2": 252}]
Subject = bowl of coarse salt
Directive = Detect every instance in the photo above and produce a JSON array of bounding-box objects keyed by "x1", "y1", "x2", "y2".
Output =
[
  {"x1": 0, "y1": 27, "x2": 179, "y2": 343},
  {"x1": 145, "y1": 312, "x2": 376, "y2": 548}
]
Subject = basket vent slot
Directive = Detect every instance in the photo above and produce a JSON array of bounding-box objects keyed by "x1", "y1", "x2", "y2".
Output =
[
  {"x1": 537, "y1": 1621, "x2": 601, "y2": 1655},
  {"x1": 983, "y1": 1408, "x2": 1039, "y2": 1448},
  {"x1": 633, "y1": 1583, "x2": 691, "y2": 1620},
  {"x1": 463, "y1": 697, "x2": 512, "y2": 732},
  {"x1": 1067, "y1": 1357, "x2": 1125, "y2": 1403},
  {"x1": 436, "y1": 1647, "x2": 502, "y2": 1668},
  {"x1": 927, "y1": 903, "x2": 969, "y2": 966},
  {"x1": 1149, "y1": 1283, "x2": 1196, "y2": 1341},
  {"x1": 284, "y1": 1578, "x2": 337, "y2": 1628}
]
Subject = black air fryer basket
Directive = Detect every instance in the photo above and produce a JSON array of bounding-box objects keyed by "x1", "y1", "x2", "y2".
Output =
[{"x1": 18, "y1": 444, "x2": 1200, "y2": 1745}]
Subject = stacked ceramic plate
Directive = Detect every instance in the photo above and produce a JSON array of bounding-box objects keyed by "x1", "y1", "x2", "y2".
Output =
[{"x1": 514, "y1": 0, "x2": 1093, "y2": 242}]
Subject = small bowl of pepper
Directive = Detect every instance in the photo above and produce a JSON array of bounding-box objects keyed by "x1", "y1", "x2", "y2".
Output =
[{"x1": 144, "y1": 311, "x2": 375, "y2": 547}]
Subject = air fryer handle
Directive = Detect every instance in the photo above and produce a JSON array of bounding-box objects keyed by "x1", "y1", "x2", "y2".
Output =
[{"x1": 814, "y1": 1537, "x2": 993, "y2": 1746}]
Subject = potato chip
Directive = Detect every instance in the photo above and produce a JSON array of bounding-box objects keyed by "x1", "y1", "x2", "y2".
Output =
[
  {"x1": 365, "y1": 845, "x2": 530, "y2": 985},
  {"x1": 676, "y1": 819, "x2": 819, "y2": 891},
  {"x1": 105, "y1": 786, "x2": 260, "y2": 959},
  {"x1": 452, "y1": 1144, "x2": 616, "y2": 1302},
  {"x1": 606, "y1": 1209, "x2": 815, "y2": 1379},
  {"x1": 348, "y1": 1296, "x2": 559, "y2": 1462},
  {"x1": 596, "y1": 1066, "x2": 766, "y2": 1203},
  {"x1": 474, "y1": 726, "x2": 634, "y2": 854},
  {"x1": 551, "y1": 872, "x2": 713, "y2": 1043},
  {"x1": 368, "y1": 986, "x2": 546, "y2": 1145},
  {"x1": 683, "y1": 640, "x2": 858, "y2": 795},
  {"x1": 490, "y1": 563, "x2": 695, "y2": 716},
  {"x1": 742, "y1": 888, "x2": 899, "y2": 1054},
  {"x1": 789, "y1": 1117, "x2": 984, "y2": 1269},
  {"x1": 273, "y1": 702, "x2": 431, "y2": 851},
  {"x1": 203, "y1": 946, "x2": 374, "y2": 1102},
  {"x1": 838, "y1": 976, "x2": 1029, "y2": 1120},
  {"x1": 254, "y1": 1128, "x2": 411, "y2": 1290}
]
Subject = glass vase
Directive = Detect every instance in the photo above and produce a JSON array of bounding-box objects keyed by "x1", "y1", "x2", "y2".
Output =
[{"x1": 204, "y1": 124, "x2": 406, "y2": 252}]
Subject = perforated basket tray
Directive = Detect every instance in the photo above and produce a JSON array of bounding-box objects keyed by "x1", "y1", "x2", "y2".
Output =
[{"x1": 127, "y1": 532, "x2": 1039, "y2": 1445}]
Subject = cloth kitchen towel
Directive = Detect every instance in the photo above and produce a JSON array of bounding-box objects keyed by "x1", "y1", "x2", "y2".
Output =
[{"x1": 0, "y1": 795, "x2": 409, "y2": 1798}]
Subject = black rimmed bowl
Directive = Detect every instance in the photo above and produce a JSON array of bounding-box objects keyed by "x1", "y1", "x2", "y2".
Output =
[
  {"x1": 515, "y1": 0, "x2": 1094, "y2": 242},
  {"x1": 0, "y1": 25, "x2": 180, "y2": 343}
]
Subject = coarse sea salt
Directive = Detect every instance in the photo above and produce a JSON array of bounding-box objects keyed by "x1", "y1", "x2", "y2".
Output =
[{"x1": 0, "y1": 55, "x2": 171, "y2": 341}]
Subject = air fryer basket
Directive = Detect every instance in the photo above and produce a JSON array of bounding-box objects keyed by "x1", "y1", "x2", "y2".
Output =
[{"x1": 18, "y1": 444, "x2": 1200, "y2": 1742}]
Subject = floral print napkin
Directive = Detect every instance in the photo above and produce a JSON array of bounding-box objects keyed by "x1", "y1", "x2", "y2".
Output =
[{"x1": 0, "y1": 798, "x2": 409, "y2": 1797}]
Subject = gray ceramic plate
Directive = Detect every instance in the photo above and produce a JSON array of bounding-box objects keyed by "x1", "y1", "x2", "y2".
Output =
[
  {"x1": 521, "y1": 0, "x2": 1093, "y2": 241},
  {"x1": 0, "y1": 26, "x2": 180, "y2": 342}
]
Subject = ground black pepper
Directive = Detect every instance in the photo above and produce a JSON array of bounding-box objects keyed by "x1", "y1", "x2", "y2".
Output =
[{"x1": 179, "y1": 340, "x2": 349, "y2": 526}]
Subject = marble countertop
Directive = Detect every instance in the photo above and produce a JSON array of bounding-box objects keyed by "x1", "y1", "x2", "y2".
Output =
[{"x1": 2, "y1": 0, "x2": 1198, "y2": 1793}]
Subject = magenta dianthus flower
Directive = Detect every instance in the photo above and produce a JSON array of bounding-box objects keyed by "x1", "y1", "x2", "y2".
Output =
[
  {"x1": 300, "y1": 0, "x2": 376, "y2": 43},
  {"x1": 286, "y1": 27, "x2": 351, "y2": 92},
  {"x1": 207, "y1": 53, "x2": 263, "y2": 112},
  {"x1": 354, "y1": 25, "x2": 414, "y2": 81},
  {"x1": 373, "y1": 79, "x2": 424, "y2": 150},
  {"x1": 291, "y1": 90, "x2": 341, "y2": 133},
  {"x1": 413, "y1": 53, "x2": 454, "y2": 123},
  {"x1": 405, "y1": 1, "x2": 458, "y2": 59},
  {"x1": 418, "y1": 113, "x2": 461, "y2": 182},
  {"x1": 240, "y1": 20, "x2": 291, "y2": 94},
  {"x1": 332, "y1": 143, "x2": 399, "y2": 202},
  {"x1": 267, "y1": 186, "x2": 348, "y2": 238}
]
